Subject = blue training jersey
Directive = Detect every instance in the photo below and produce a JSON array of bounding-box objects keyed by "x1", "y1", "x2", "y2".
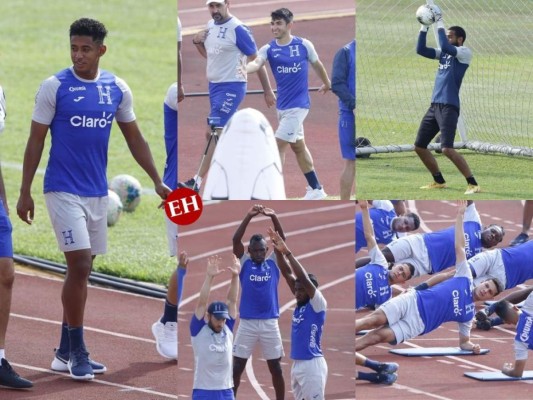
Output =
[
  {"x1": 416, "y1": 261, "x2": 475, "y2": 335},
  {"x1": 331, "y1": 40, "x2": 355, "y2": 111},
  {"x1": 355, "y1": 246, "x2": 390, "y2": 309},
  {"x1": 516, "y1": 294, "x2": 533, "y2": 351},
  {"x1": 291, "y1": 289, "x2": 327, "y2": 360},
  {"x1": 163, "y1": 83, "x2": 177, "y2": 189},
  {"x1": 32, "y1": 67, "x2": 135, "y2": 196},
  {"x1": 239, "y1": 252, "x2": 280, "y2": 319},
  {"x1": 355, "y1": 201, "x2": 397, "y2": 252},
  {"x1": 501, "y1": 241, "x2": 533, "y2": 289},
  {"x1": 259, "y1": 36, "x2": 318, "y2": 110}
]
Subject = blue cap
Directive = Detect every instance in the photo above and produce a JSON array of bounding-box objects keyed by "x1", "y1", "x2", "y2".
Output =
[{"x1": 207, "y1": 301, "x2": 230, "y2": 320}]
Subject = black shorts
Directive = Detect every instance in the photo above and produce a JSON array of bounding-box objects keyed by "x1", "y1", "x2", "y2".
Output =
[{"x1": 414, "y1": 103, "x2": 459, "y2": 149}]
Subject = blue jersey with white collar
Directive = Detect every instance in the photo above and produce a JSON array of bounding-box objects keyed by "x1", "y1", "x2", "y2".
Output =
[
  {"x1": 163, "y1": 83, "x2": 177, "y2": 189},
  {"x1": 355, "y1": 201, "x2": 397, "y2": 252},
  {"x1": 355, "y1": 246, "x2": 390, "y2": 309},
  {"x1": 291, "y1": 289, "x2": 327, "y2": 360}
]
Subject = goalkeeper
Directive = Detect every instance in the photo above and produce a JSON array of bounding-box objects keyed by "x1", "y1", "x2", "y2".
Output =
[{"x1": 414, "y1": 4, "x2": 480, "y2": 195}]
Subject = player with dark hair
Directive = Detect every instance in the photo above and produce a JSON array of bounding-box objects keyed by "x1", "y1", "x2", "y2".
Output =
[
  {"x1": 0, "y1": 85, "x2": 33, "y2": 389},
  {"x1": 356, "y1": 201, "x2": 503, "y2": 361},
  {"x1": 190, "y1": 254, "x2": 239, "y2": 399},
  {"x1": 355, "y1": 200, "x2": 420, "y2": 253},
  {"x1": 356, "y1": 200, "x2": 415, "y2": 310},
  {"x1": 493, "y1": 287, "x2": 533, "y2": 377},
  {"x1": 414, "y1": 4, "x2": 479, "y2": 195},
  {"x1": 355, "y1": 201, "x2": 504, "y2": 278},
  {"x1": 178, "y1": 0, "x2": 275, "y2": 192},
  {"x1": 268, "y1": 228, "x2": 328, "y2": 399},
  {"x1": 331, "y1": 39, "x2": 356, "y2": 200},
  {"x1": 232, "y1": 205, "x2": 286, "y2": 399},
  {"x1": 246, "y1": 8, "x2": 331, "y2": 200},
  {"x1": 16, "y1": 17, "x2": 171, "y2": 380}
]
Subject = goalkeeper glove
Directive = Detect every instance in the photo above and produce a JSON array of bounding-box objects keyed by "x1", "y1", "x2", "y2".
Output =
[{"x1": 429, "y1": 4, "x2": 443, "y2": 22}]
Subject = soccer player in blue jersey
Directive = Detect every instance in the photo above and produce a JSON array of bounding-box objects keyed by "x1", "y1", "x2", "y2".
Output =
[
  {"x1": 493, "y1": 287, "x2": 533, "y2": 377},
  {"x1": 355, "y1": 201, "x2": 504, "y2": 276},
  {"x1": 268, "y1": 228, "x2": 328, "y2": 399},
  {"x1": 178, "y1": 0, "x2": 275, "y2": 192},
  {"x1": 16, "y1": 18, "x2": 171, "y2": 381},
  {"x1": 414, "y1": 5, "x2": 480, "y2": 195},
  {"x1": 191, "y1": 254, "x2": 239, "y2": 400},
  {"x1": 246, "y1": 8, "x2": 332, "y2": 200},
  {"x1": 355, "y1": 200, "x2": 420, "y2": 254},
  {"x1": 356, "y1": 200, "x2": 415, "y2": 310},
  {"x1": 356, "y1": 201, "x2": 503, "y2": 359},
  {"x1": 331, "y1": 39, "x2": 356, "y2": 200},
  {"x1": 232, "y1": 205, "x2": 286, "y2": 399},
  {"x1": 0, "y1": 86, "x2": 33, "y2": 389}
]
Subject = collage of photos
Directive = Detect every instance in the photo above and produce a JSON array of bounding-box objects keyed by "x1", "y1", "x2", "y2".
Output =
[{"x1": 0, "y1": 1, "x2": 531, "y2": 400}]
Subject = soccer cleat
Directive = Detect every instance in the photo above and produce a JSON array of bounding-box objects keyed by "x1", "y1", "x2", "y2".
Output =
[
  {"x1": 152, "y1": 321, "x2": 178, "y2": 360},
  {"x1": 420, "y1": 182, "x2": 447, "y2": 189},
  {"x1": 510, "y1": 233, "x2": 529, "y2": 247},
  {"x1": 377, "y1": 362, "x2": 399, "y2": 374},
  {"x1": 177, "y1": 178, "x2": 199, "y2": 192},
  {"x1": 302, "y1": 186, "x2": 327, "y2": 200},
  {"x1": 376, "y1": 372, "x2": 398, "y2": 385},
  {"x1": 476, "y1": 319, "x2": 492, "y2": 331},
  {"x1": 475, "y1": 309, "x2": 489, "y2": 323},
  {"x1": 67, "y1": 347, "x2": 94, "y2": 380},
  {"x1": 464, "y1": 184, "x2": 481, "y2": 195},
  {"x1": 0, "y1": 358, "x2": 33, "y2": 389},
  {"x1": 51, "y1": 348, "x2": 106, "y2": 374}
]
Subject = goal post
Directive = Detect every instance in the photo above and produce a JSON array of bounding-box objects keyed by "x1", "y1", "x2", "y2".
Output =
[{"x1": 356, "y1": 0, "x2": 533, "y2": 157}]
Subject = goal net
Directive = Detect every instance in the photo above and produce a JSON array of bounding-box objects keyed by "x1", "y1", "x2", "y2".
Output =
[{"x1": 356, "y1": 0, "x2": 533, "y2": 157}]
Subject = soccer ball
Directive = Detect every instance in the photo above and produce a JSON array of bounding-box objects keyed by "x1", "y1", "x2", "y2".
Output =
[
  {"x1": 416, "y1": 4, "x2": 435, "y2": 26},
  {"x1": 107, "y1": 189, "x2": 123, "y2": 226},
  {"x1": 109, "y1": 174, "x2": 142, "y2": 212}
]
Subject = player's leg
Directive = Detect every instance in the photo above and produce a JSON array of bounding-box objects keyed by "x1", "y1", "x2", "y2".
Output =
[
  {"x1": 339, "y1": 110, "x2": 355, "y2": 200},
  {"x1": 293, "y1": 358, "x2": 328, "y2": 400},
  {"x1": 340, "y1": 159, "x2": 355, "y2": 200},
  {"x1": 355, "y1": 326, "x2": 395, "y2": 352},
  {"x1": 415, "y1": 106, "x2": 446, "y2": 189},
  {"x1": 355, "y1": 308, "x2": 388, "y2": 333},
  {"x1": 260, "y1": 319, "x2": 285, "y2": 399},
  {"x1": 510, "y1": 200, "x2": 533, "y2": 246},
  {"x1": 355, "y1": 353, "x2": 398, "y2": 385},
  {"x1": 266, "y1": 358, "x2": 285, "y2": 400},
  {"x1": 232, "y1": 319, "x2": 259, "y2": 395}
]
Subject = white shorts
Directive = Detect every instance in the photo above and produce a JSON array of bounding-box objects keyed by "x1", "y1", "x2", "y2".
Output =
[
  {"x1": 379, "y1": 289, "x2": 425, "y2": 344},
  {"x1": 232, "y1": 318, "x2": 284, "y2": 360},
  {"x1": 275, "y1": 108, "x2": 308, "y2": 143},
  {"x1": 291, "y1": 357, "x2": 328, "y2": 400},
  {"x1": 387, "y1": 234, "x2": 430, "y2": 277},
  {"x1": 165, "y1": 214, "x2": 178, "y2": 257},
  {"x1": 45, "y1": 192, "x2": 107, "y2": 254},
  {"x1": 471, "y1": 250, "x2": 506, "y2": 289}
]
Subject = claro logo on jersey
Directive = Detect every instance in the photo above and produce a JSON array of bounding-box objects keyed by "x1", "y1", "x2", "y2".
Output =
[
  {"x1": 277, "y1": 62, "x2": 302, "y2": 74},
  {"x1": 70, "y1": 112, "x2": 113, "y2": 128},
  {"x1": 452, "y1": 289, "x2": 462, "y2": 316},
  {"x1": 365, "y1": 271, "x2": 377, "y2": 298},
  {"x1": 250, "y1": 273, "x2": 271, "y2": 282},
  {"x1": 520, "y1": 315, "x2": 533, "y2": 342}
]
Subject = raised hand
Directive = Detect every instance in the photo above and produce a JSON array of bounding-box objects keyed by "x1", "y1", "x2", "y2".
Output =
[
  {"x1": 178, "y1": 251, "x2": 189, "y2": 269},
  {"x1": 206, "y1": 255, "x2": 224, "y2": 277}
]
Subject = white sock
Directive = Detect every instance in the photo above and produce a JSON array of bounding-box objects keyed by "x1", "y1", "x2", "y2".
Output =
[
  {"x1": 0, "y1": 349, "x2": 5, "y2": 360},
  {"x1": 194, "y1": 175, "x2": 203, "y2": 188}
]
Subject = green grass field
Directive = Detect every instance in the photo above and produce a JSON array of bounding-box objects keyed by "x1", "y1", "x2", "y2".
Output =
[
  {"x1": 0, "y1": 1, "x2": 177, "y2": 284},
  {"x1": 356, "y1": 0, "x2": 533, "y2": 199}
]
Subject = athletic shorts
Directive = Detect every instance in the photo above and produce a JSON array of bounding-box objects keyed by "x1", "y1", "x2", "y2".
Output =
[
  {"x1": 275, "y1": 108, "x2": 308, "y2": 143},
  {"x1": 165, "y1": 214, "x2": 178, "y2": 257},
  {"x1": 232, "y1": 318, "x2": 284, "y2": 360},
  {"x1": 338, "y1": 109, "x2": 355, "y2": 160},
  {"x1": 0, "y1": 200, "x2": 13, "y2": 258},
  {"x1": 415, "y1": 103, "x2": 460, "y2": 149},
  {"x1": 291, "y1": 357, "x2": 328, "y2": 400},
  {"x1": 379, "y1": 289, "x2": 425, "y2": 344},
  {"x1": 387, "y1": 235, "x2": 431, "y2": 277},
  {"x1": 208, "y1": 82, "x2": 247, "y2": 128},
  {"x1": 192, "y1": 388, "x2": 234, "y2": 400},
  {"x1": 45, "y1": 192, "x2": 107, "y2": 254},
  {"x1": 470, "y1": 250, "x2": 506, "y2": 289}
]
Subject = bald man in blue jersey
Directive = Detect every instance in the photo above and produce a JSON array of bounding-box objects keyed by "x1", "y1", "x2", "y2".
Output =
[
  {"x1": 16, "y1": 18, "x2": 171, "y2": 380},
  {"x1": 414, "y1": 5, "x2": 480, "y2": 195}
]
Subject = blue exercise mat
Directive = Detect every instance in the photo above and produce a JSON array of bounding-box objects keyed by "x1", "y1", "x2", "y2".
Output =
[
  {"x1": 389, "y1": 347, "x2": 490, "y2": 356},
  {"x1": 464, "y1": 371, "x2": 533, "y2": 381}
]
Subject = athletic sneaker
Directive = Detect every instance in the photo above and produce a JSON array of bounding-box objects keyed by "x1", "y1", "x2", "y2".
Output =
[
  {"x1": 377, "y1": 362, "x2": 399, "y2": 374},
  {"x1": 420, "y1": 182, "x2": 447, "y2": 189},
  {"x1": 376, "y1": 372, "x2": 397, "y2": 385},
  {"x1": 0, "y1": 358, "x2": 33, "y2": 389},
  {"x1": 152, "y1": 321, "x2": 177, "y2": 360},
  {"x1": 464, "y1": 184, "x2": 481, "y2": 194},
  {"x1": 476, "y1": 318, "x2": 493, "y2": 331},
  {"x1": 475, "y1": 309, "x2": 489, "y2": 323},
  {"x1": 51, "y1": 348, "x2": 106, "y2": 374},
  {"x1": 510, "y1": 232, "x2": 529, "y2": 247},
  {"x1": 302, "y1": 186, "x2": 327, "y2": 200},
  {"x1": 178, "y1": 178, "x2": 199, "y2": 192},
  {"x1": 67, "y1": 348, "x2": 94, "y2": 380}
]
